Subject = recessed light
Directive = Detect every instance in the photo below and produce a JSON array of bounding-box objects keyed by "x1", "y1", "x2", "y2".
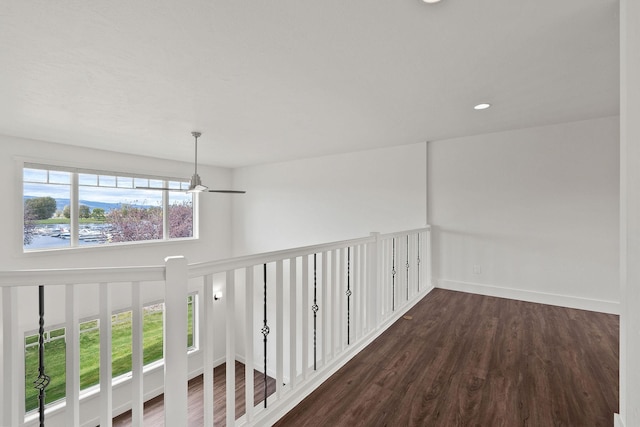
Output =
[{"x1": 474, "y1": 103, "x2": 491, "y2": 110}]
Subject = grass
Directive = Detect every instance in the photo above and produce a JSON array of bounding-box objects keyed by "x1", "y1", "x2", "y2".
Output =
[{"x1": 25, "y1": 301, "x2": 194, "y2": 413}]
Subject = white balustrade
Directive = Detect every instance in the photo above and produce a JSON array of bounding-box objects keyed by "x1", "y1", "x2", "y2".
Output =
[{"x1": 0, "y1": 227, "x2": 431, "y2": 427}]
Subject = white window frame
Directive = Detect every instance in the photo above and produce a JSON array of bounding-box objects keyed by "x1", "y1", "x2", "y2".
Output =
[{"x1": 22, "y1": 161, "x2": 198, "y2": 252}]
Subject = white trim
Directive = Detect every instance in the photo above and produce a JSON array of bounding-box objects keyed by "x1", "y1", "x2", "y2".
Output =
[
  {"x1": 615, "y1": 413, "x2": 625, "y2": 427},
  {"x1": 436, "y1": 279, "x2": 620, "y2": 315}
]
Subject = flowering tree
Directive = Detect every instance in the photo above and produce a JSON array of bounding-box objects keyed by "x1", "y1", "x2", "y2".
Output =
[
  {"x1": 168, "y1": 201, "x2": 193, "y2": 238},
  {"x1": 105, "y1": 200, "x2": 192, "y2": 242},
  {"x1": 106, "y1": 204, "x2": 163, "y2": 242}
]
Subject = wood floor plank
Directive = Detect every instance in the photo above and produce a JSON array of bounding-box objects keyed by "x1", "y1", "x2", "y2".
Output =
[
  {"x1": 111, "y1": 361, "x2": 275, "y2": 427},
  {"x1": 275, "y1": 289, "x2": 619, "y2": 427}
]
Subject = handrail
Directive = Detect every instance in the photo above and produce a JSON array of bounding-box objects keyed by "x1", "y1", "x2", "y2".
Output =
[
  {"x1": 189, "y1": 234, "x2": 377, "y2": 278},
  {"x1": 0, "y1": 227, "x2": 431, "y2": 285},
  {"x1": 0, "y1": 265, "x2": 165, "y2": 287}
]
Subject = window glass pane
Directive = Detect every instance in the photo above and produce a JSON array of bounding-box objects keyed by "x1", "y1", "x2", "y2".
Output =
[
  {"x1": 168, "y1": 192, "x2": 194, "y2": 238},
  {"x1": 117, "y1": 176, "x2": 133, "y2": 188},
  {"x1": 80, "y1": 320, "x2": 100, "y2": 391},
  {"x1": 98, "y1": 175, "x2": 116, "y2": 187},
  {"x1": 148, "y1": 179, "x2": 163, "y2": 189},
  {"x1": 112, "y1": 312, "x2": 133, "y2": 379},
  {"x1": 143, "y1": 304, "x2": 164, "y2": 365},
  {"x1": 78, "y1": 185, "x2": 163, "y2": 245},
  {"x1": 49, "y1": 170, "x2": 71, "y2": 185},
  {"x1": 24, "y1": 332, "x2": 67, "y2": 413},
  {"x1": 23, "y1": 177, "x2": 71, "y2": 250},
  {"x1": 187, "y1": 295, "x2": 195, "y2": 349},
  {"x1": 24, "y1": 168, "x2": 48, "y2": 183},
  {"x1": 79, "y1": 173, "x2": 97, "y2": 186},
  {"x1": 134, "y1": 178, "x2": 149, "y2": 188}
]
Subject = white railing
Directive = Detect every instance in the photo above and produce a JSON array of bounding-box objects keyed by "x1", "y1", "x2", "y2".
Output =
[{"x1": 0, "y1": 227, "x2": 432, "y2": 427}]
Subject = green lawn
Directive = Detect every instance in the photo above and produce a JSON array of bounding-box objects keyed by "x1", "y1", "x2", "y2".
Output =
[{"x1": 25, "y1": 301, "x2": 194, "y2": 412}]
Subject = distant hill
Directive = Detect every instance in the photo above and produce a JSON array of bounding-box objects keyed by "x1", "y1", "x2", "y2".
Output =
[{"x1": 23, "y1": 196, "x2": 153, "y2": 213}]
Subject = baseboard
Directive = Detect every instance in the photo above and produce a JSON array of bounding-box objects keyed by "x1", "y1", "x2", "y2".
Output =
[
  {"x1": 614, "y1": 413, "x2": 624, "y2": 427},
  {"x1": 436, "y1": 279, "x2": 620, "y2": 315}
]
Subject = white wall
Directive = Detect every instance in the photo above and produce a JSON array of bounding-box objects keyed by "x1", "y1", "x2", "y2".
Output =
[
  {"x1": 428, "y1": 117, "x2": 620, "y2": 313},
  {"x1": 231, "y1": 142, "x2": 427, "y2": 256}
]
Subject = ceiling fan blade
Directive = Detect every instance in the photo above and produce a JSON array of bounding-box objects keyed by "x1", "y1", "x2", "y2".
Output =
[{"x1": 207, "y1": 190, "x2": 247, "y2": 194}]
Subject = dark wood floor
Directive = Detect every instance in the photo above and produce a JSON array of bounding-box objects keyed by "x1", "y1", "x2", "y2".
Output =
[
  {"x1": 276, "y1": 289, "x2": 619, "y2": 427},
  {"x1": 112, "y1": 360, "x2": 275, "y2": 426}
]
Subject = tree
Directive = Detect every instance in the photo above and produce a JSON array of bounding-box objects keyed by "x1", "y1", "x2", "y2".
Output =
[
  {"x1": 168, "y1": 201, "x2": 193, "y2": 238},
  {"x1": 63, "y1": 205, "x2": 71, "y2": 219},
  {"x1": 23, "y1": 205, "x2": 37, "y2": 245},
  {"x1": 106, "y1": 204, "x2": 162, "y2": 242},
  {"x1": 79, "y1": 205, "x2": 91, "y2": 219},
  {"x1": 91, "y1": 208, "x2": 106, "y2": 220},
  {"x1": 24, "y1": 197, "x2": 57, "y2": 220}
]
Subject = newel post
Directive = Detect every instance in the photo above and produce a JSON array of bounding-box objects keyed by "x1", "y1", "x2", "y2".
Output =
[
  {"x1": 368, "y1": 232, "x2": 381, "y2": 330},
  {"x1": 164, "y1": 256, "x2": 189, "y2": 426}
]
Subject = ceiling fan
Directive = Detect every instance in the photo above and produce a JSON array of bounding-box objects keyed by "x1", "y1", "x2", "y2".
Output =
[{"x1": 137, "y1": 132, "x2": 246, "y2": 194}]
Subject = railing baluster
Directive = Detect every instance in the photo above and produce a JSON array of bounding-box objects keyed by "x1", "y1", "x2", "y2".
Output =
[
  {"x1": 302, "y1": 255, "x2": 310, "y2": 379},
  {"x1": 312, "y1": 254, "x2": 318, "y2": 371},
  {"x1": 226, "y1": 269, "x2": 236, "y2": 425},
  {"x1": 357, "y1": 244, "x2": 365, "y2": 339},
  {"x1": 321, "y1": 251, "x2": 328, "y2": 367},
  {"x1": 276, "y1": 260, "x2": 284, "y2": 399},
  {"x1": 346, "y1": 247, "x2": 352, "y2": 346},
  {"x1": 416, "y1": 233, "x2": 420, "y2": 293},
  {"x1": 392, "y1": 238, "x2": 396, "y2": 311},
  {"x1": 406, "y1": 235, "x2": 410, "y2": 301},
  {"x1": 99, "y1": 282, "x2": 113, "y2": 427},
  {"x1": 288, "y1": 257, "x2": 297, "y2": 390},
  {"x1": 65, "y1": 284, "x2": 80, "y2": 427},
  {"x1": 330, "y1": 250, "x2": 338, "y2": 359},
  {"x1": 131, "y1": 281, "x2": 143, "y2": 427},
  {"x1": 351, "y1": 245, "x2": 363, "y2": 341},
  {"x1": 339, "y1": 248, "x2": 345, "y2": 351},
  {"x1": 367, "y1": 234, "x2": 377, "y2": 332},
  {"x1": 203, "y1": 274, "x2": 215, "y2": 427},
  {"x1": 261, "y1": 264, "x2": 269, "y2": 409},
  {"x1": 245, "y1": 266, "x2": 255, "y2": 422}
]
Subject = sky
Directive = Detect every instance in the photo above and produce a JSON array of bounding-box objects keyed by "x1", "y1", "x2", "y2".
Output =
[{"x1": 23, "y1": 168, "x2": 191, "y2": 205}]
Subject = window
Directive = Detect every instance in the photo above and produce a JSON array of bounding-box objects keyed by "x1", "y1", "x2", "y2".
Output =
[
  {"x1": 24, "y1": 295, "x2": 196, "y2": 413},
  {"x1": 23, "y1": 163, "x2": 195, "y2": 251}
]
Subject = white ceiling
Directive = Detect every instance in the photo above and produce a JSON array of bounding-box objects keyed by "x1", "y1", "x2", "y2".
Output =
[{"x1": 0, "y1": 0, "x2": 619, "y2": 168}]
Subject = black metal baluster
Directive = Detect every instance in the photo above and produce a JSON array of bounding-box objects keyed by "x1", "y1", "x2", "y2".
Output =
[
  {"x1": 392, "y1": 238, "x2": 396, "y2": 311},
  {"x1": 417, "y1": 234, "x2": 421, "y2": 292},
  {"x1": 346, "y1": 247, "x2": 352, "y2": 346},
  {"x1": 406, "y1": 235, "x2": 410, "y2": 301},
  {"x1": 261, "y1": 264, "x2": 270, "y2": 408},
  {"x1": 312, "y1": 254, "x2": 319, "y2": 370},
  {"x1": 34, "y1": 285, "x2": 50, "y2": 427}
]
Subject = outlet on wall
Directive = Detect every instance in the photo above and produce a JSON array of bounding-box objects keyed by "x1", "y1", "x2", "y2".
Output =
[{"x1": 473, "y1": 265, "x2": 482, "y2": 274}]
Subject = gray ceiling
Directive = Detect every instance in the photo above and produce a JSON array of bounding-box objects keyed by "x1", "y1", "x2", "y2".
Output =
[{"x1": 0, "y1": 0, "x2": 620, "y2": 168}]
